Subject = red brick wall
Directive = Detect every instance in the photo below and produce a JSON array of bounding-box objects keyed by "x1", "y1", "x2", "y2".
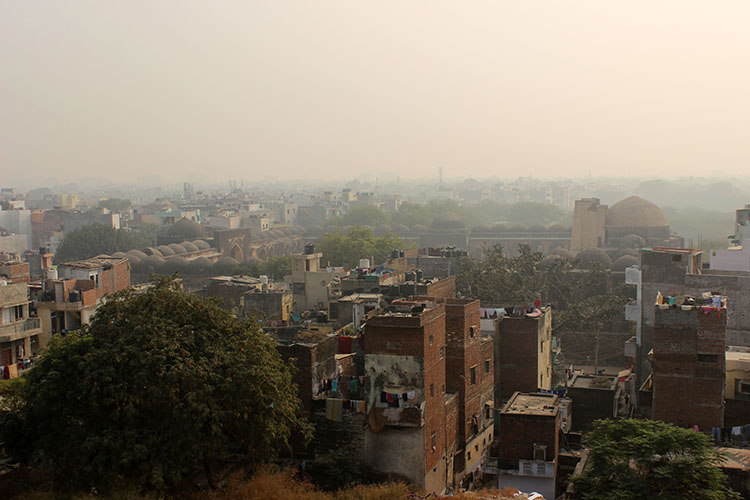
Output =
[
  {"x1": 423, "y1": 276, "x2": 456, "y2": 299},
  {"x1": 498, "y1": 411, "x2": 559, "y2": 469},
  {"x1": 0, "y1": 262, "x2": 30, "y2": 283},
  {"x1": 497, "y1": 316, "x2": 541, "y2": 399},
  {"x1": 445, "y1": 394, "x2": 459, "y2": 456},
  {"x1": 653, "y1": 308, "x2": 726, "y2": 430}
]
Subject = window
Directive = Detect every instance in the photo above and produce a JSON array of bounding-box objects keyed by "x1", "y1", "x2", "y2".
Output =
[
  {"x1": 485, "y1": 404, "x2": 492, "y2": 419},
  {"x1": 467, "y1": 451, "x2": 471, "y2": 460},
  {"x1": 440, "y1": 346, "x2": 445, "y2": 359},
  {"x1": 697, "y1": 353, "x2": 718, "y2": 363},
  {"x1": 475, "y1": 444, "x2": 479, "y2": 452},
  {"x1": 441, "y1": 384, "x2": 445, "y2": 394},
  {"x1": 533, "y1": 444, "x2": 547, "y2": 462},
  {"x1": 540, "y1": 340, "x2": 544, "y2": 353},
  {"x1": 484, "y1": 359, "x2": 490, "y2": 373},
  {"x1": 429, "y1": 335, "x2": 434, "y2": 345},
  {"x1": 470, "y1": 366, "x2": 477, "y2": 385},
  {"x1": 431, "y1": 431, "x2": 436, "y2": 451},
  {"x1": 469, "y1": 326, "x2": 475, "y2": 338},
  {"x1": 737, "y1": 380, "x2": 750, "y2": 395},
  {"x1": 430, "y1": 384, "x2": 434, "y2": 397}
]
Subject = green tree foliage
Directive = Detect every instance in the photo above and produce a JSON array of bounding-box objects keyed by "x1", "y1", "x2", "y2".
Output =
[
  {"x1": 391, "y1": 202, "x2": 434, "y2": 228},
  {"x1": 318, "y1": 227, "x2": 413, "y2": 268},
  {"x1": 328, "y1": 206, "x2": 391, "y2": 228},
  {"x1": 98, "y1": 198, "x2": 132, "y2": 212},
  {"x1": 0, "y1": 279, "x2": 310, "y2": 492},
  {"x1": 234, "y1": 255, "x2": 292, "y2": 281},
  {"x1": 456, "y1": 245, "x2": 627, "y2": 332},
  {"x1": 571, "y1": 419, "x2": 739, "y2": 500},
  {"x1": 505, "y1": 201, "x2": 566, "y2": 227},
  {"x1": 53, "y1": 224, "x2": 148, "y2": 264}
]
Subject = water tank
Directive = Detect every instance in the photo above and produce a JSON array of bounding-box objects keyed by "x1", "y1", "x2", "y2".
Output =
[
  {"x1": 415, "y1": 269, "x2": 423, "y2": 282},
  {"x1": 260, "y1": 275, "x2": 269, "y2": 285},
  {"x1": 45, "y1": 268, "x2": 58, "y2": 280},
  {"x1": 359, "y1": 258, "x2": 370, "y2": 269},
  {"x1": 304, "y1": 243, "x2": 316, "y2": 255}
]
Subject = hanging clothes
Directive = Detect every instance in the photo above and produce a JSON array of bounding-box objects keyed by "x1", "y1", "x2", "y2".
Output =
[{"x1": 325, "y1": 398, "x2": 343, "y2": 422}]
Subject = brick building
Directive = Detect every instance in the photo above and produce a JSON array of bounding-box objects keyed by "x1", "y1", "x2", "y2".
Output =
[
  {"x1": 36, "y1": 256, "x2": 130, "y2": 345},
  {"x1": 442, "y1": 298, "x2": 494, "y2": 487},
  {"x1": 652, "y1": 295, "x2": 727, "y2": 430},
  {"x1": 364, "y1": 300, "x2": 449, "y2": 492},
  {"x1": 497, "y1": 392, "x2": 559, "y2": 500},
  {"x1": 0, "y1": 257, "x2": 30, "y2": 284},
  {"x1": 495, "y1": 307, "x2": 553, "y2": 402},
  {"x1": 566, "y1": 374, "x2": 619, "y2": 431},
  {"x1": 1, "y1": 260, "x2": 42, "y2": 376},
  {"x1": 363, "y1": 296, "x2": 494, "y2": 493}
]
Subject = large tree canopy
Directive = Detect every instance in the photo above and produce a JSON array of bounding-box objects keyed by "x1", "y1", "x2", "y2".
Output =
[
  {"x1": 317, "y1": 227, "x2": 413, "y2": 268},
  {"x1": 571, "y1": 419, "x2": 739, "y2": 500},
  {"x1": 0, "y1": 279, "x2": 309, "y2": 492},
  {"x1": 456, "y1": 244, "x2": 627, "y2": 333},
  {"x1": 53, "y1": 223, "x2": 148, "y2": 264}
]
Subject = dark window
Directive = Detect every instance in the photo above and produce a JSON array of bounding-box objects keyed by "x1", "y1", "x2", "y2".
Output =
[
  {"x1": 431, "y1": 431, "x2": 436, "y2": 450},
  {"x1": 469, "y1": 326, "x2": 475, "y2": 338},
  {"x1": 429, "y1": 334, "x2": 434, "y2": 345},
  {"x1": 697, "y1": 353, "x2": 718, "y2": 363},
  {"x1": 440, "y1": 346, "x2": 445, "y2": 359},
  {"x1": 484, "y1": 359, "x2": 490, "y2": 373},
  {"x1": 470, "y1": 366, "x2": 477, "y2": 385},
  {"x1": 430, "y1": 383, "x2": 434, "y2": 397}
]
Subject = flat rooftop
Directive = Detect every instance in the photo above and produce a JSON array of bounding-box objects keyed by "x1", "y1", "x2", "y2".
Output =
[
  {"x1": 60, "y1": 256, "x2": 128, "y2": 269},
  {"x1": 501, "y1": 392, "x2": 558, "y2": 416},
  {"x1": 569, "y1": 374, "x2": 618, "y2": 390}
]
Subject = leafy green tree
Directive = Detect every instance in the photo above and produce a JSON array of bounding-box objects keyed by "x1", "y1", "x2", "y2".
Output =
[
  {"x1": 506, "y1": 201, "x2": 566, "y2": 227},
  {"x1": 456, "y1": 244, "x2": 627, "y2": 333},
  {"x1": 318, "y1": 227, "x2": 413, "y2": 268},
  {"x1": 391, "y1": 202, "x2": 433, "y2": 228},
  {"x1": 53, "y1": 224, "x2": 148, "y2": 264},
  {"x1": 233, "y1": 255, "x2": 292, "y2": 281},
  {"x1": 328, "y1": 206, "x2": 391, "y2": 228},
  {"x1": 571, "y1": 419, "x2": 739, "y2": 500},
  {"x1": 0, "y1": 279, "x2": 310, "y2": 492},
  {"x1": 98, "y1": 198, "x2": 132, "y2": 212}
]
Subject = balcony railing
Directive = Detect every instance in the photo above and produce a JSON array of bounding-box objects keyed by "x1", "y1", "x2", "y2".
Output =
[{"x1": 0, "y1": 318, "x2": 41, "y2": 338}]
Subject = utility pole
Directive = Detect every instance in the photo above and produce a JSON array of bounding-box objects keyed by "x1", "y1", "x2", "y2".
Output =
[{"x1": 594, "y1": 334, "x2": 600, "y2": 374}]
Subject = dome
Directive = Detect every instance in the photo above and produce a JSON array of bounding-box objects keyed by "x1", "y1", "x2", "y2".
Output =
[
  {"x1": 548, "y1": 224, "x2": 567, "y2": 232},
  {"x1": 510, "y1": 223, "x2": 528, "y2": 232},
  {"x1": 156, "y1": 245, "x2": 175, "y2": 256},
  {"x1": 180, "y1": 241, "x2": 199, "y2": 253},
  {"x1": 613, "y1": 255, "x2": 638, "y2": 272},
  {"x1": 168, "y1": 243, "x2": 187, "y2": 255},
  {"x1": 552, "y1": 248, "x2": 575, "y2": 261},
  {"x1": 412, "y1": 224, "x2": 428, "y2": 233},
  {"x1": 606, "y1": 196, "x2": 667, "y2": 228},
  {"x1": 162, "y1": 256, "x2": 188, "y2": 274},
  {"x1": 126, "y1": 254, "x2": 142, "y2": 266},
  {"x1": 193, "y1": 239, "x2": 210, "y2": 250},
  {"x1": 492, "y1": 224, "x2": 509, "y2": 232},
  {"x1": 143, "y1": 255, "x2": 166, "y2": 267},
  {"x1": 111, "y1": 251, "x2": 128, "y2": 258},
  {"x1": 279, "y1": 227, "x2": 293, "y2": 236},
  {"x1": 471, "y1": 225, "x2": 490, "y2": 234},
  {"x1": 394, "y1": 224, "x2": 410, "y2": 233},
  {"x1": 127, "y1": 249, "x2": 148, "y2": 259},
  {"x1": 622, "y1": 234, "x2": 646, "y2": 249},
  {"x1": 430, "y1": 214, "x2": 465, "y2": 230},
  {"x1": 144, "y1": 247, "x2": 162, "y2": 257},
  {"x1": 244, "y1": 256, "x2": 263, "y2": 265},
  {"x1": 166, "y1": 218, "x2": 207, "y2": 239},
  {"x1": 576, "y1": 248, "x2": 612, "y2": 269},
  {"x1": 188, "y1": 257, "x2": 212, "y2": 273}
]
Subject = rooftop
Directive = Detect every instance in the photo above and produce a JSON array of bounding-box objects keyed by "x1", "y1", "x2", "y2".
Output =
[
  {"x1": 60, "y1": 256, "x2": 128, "y2": 269},
  {"x1": 501, "y1": 392, "x2": 558, "y2": 417},
  {"x1": 569, "y1": 374, "x2": 618, "y2": 391}
]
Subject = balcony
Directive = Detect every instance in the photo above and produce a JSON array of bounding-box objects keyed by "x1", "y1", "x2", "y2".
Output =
[
  {"x1": 0, "y1": 318, "x2": 41, "y2": 342},
  {"x1": 518, "y1": 459, "x2": 554, "y2": 478}
]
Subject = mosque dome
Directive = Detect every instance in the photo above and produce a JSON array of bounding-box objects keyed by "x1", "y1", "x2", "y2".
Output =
[
  {"x1": 606, "y1": 196, "x2": 668, "y2": 228},
  {"x1": 167, "y1": 218, "x2": 207, "y2": 239},
  {"x1": 193, "y1": 239, "x2": 210, "y2": 250}
]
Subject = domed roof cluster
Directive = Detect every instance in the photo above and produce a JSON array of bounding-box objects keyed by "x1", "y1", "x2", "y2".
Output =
[
  {"x1": 431, "y1": 214, "x2": 466, "y2": 230},
  {"x1": 606, "y1": 196, "x2": 667, "y2": 228}
]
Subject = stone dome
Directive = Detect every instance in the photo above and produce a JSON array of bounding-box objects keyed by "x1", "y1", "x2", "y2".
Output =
[
  {"x1": 412, "y1": 224, "x2": 428, "y2": 233},
  {"x1": 576, "y1": 248, "x2": 612, "y2": 269},
  {"x1": 111, "y1": 252, "x2": 128, "y2": 258},
  {"x1": 167, "y1": 218, "x2": 207, "y2": 239},
  {"x1": 144, "y1": 247, "x2": 162, "y2": 257},
  {"x1": 127, "y1": 249, "x2": 148, "y2": 259},
  {"x1": 180, "y1": 241, "x2": 199, "y2": 253},
  {"x1": 393, "y1": 224, "x2": 410, "y2": 233},
  {"x1": 193, "y1": 239, "x2": 210, "y2": 250},
  {"x1": 156, "y1": 245, "x2": 175, "y2": 256},
  {"x1": 431, "y1": 214, "x2": 466, "y2": 230},
  {"x1": 168, "y1": 243, "x2": 187, "y2": 254},
  {"x1": 613, "y1": 254, "x2": 638, "y2": 272},
  {"x1": 188, "y1": 257, "x2": 212, "y2": 273},
  {"x1": 606, "y1": 196, "x2": 667, "y2": 228}
]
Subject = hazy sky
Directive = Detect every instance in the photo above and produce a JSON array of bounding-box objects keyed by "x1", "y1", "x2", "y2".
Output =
[{"x1": 2, "y1": 1, "x2": 750, "y2": 186}]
